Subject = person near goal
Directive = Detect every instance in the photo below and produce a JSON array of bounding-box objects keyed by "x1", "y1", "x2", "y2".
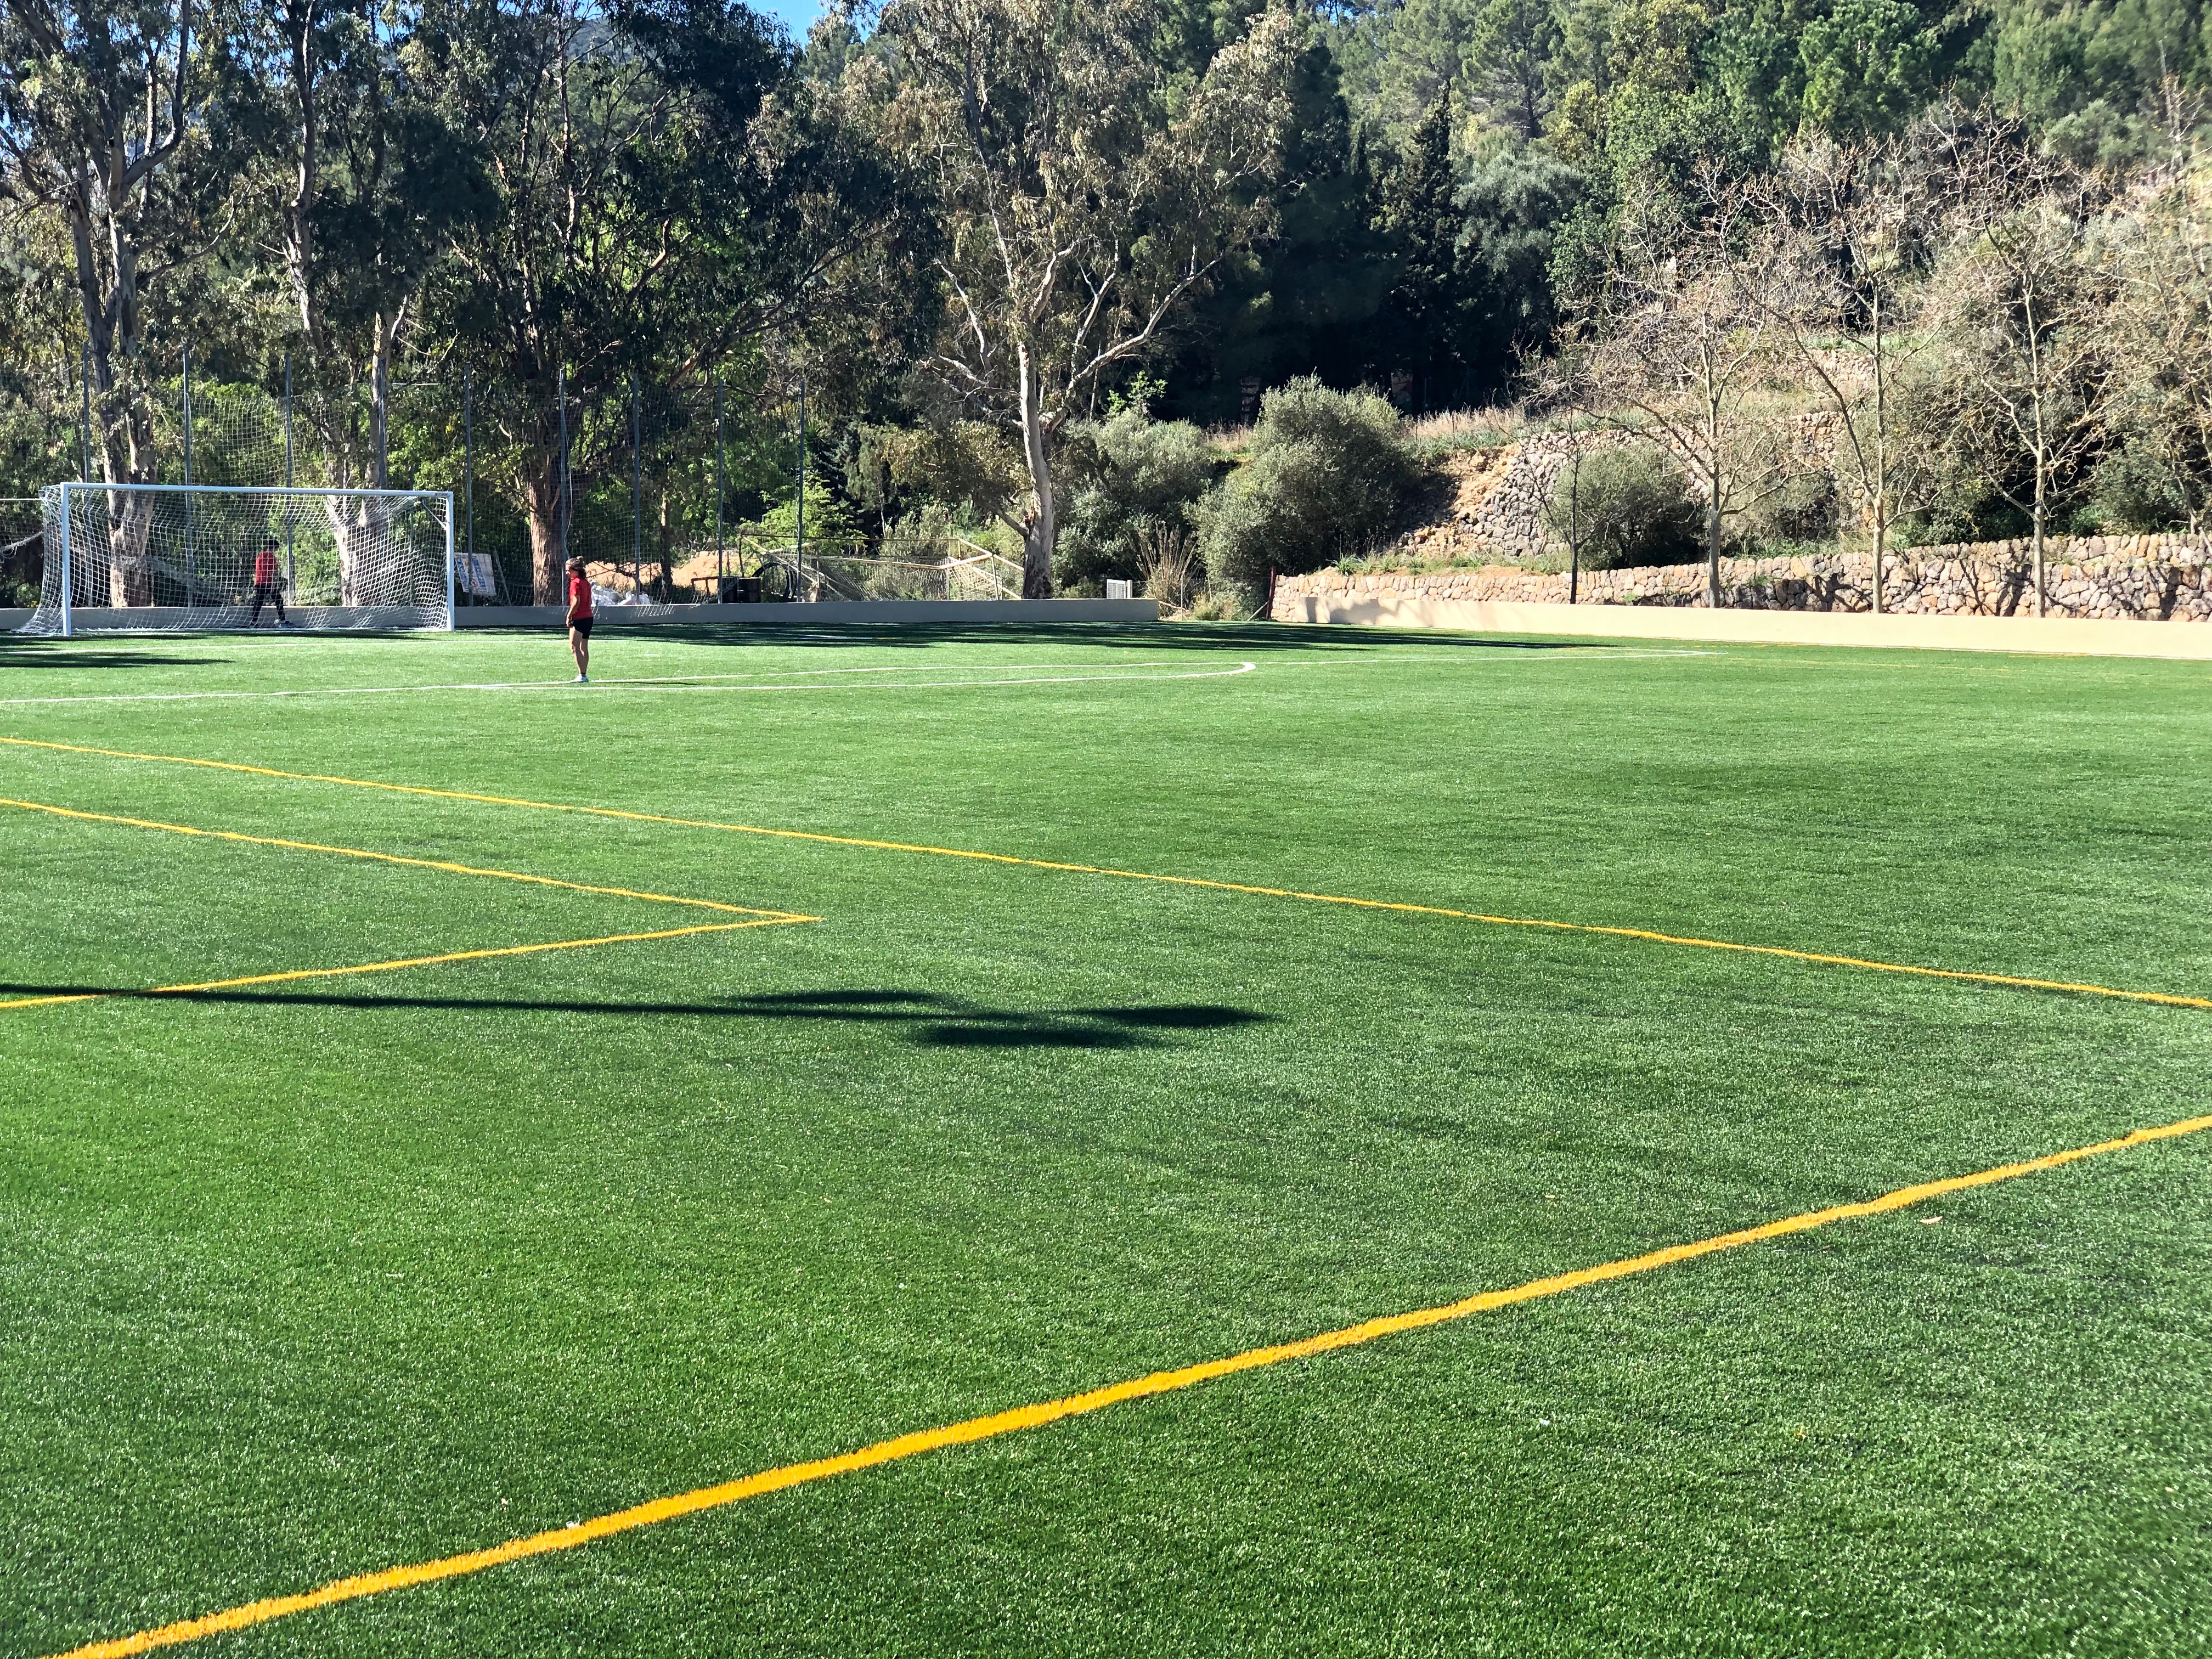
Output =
[
  {"x1": 566, "y1": 557, "x2": 594, "y2": 682},
  {"x1": 249, "y1": 537, "x2": 288, "y2": 626}
]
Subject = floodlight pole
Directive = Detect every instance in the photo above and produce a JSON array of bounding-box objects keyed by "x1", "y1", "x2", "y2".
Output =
[
  {"x1": 443, "y1": 490, "x2": 457, "y2": 630},
  {"x1": 630, "y1": 374, "x2": 642, "y2": 597},
  {"x1": 182, "y1": 346, "x2": 195, "y2": 609},
  {"x1": 57, "y1": 482, "x2": 73, "y2": 638},
  {"x1": 714, "y1": 375, "x2": 724, "y2": 592},
  {"x1": 557, "y1": 367, "x2": 570, "y2": 574},
  {"x1": 462, "y1": 364, "x2": 475, "y2": 598},
  {"x1": 283, "y1": 351, "x2": 296, "y2": 590},
  {"x1": 180, "y1": 347, "x2": 193, "y2": 484},
  {"x1": 795, "y1": 375, "x2": 806, "y2": 594}
]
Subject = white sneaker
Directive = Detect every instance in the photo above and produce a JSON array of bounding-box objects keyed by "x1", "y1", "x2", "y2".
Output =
[{"x1": 575, "y1": 674, "x2": 588, "y2": 683}]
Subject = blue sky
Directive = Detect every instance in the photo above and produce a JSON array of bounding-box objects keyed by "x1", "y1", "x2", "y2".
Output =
[{"x1": 760, "y1": 0, "x2": 830, "y2": 38}]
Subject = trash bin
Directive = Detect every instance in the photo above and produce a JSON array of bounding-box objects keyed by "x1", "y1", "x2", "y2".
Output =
[{"x1": 720, "y1": 576, "x2": 763, "y2": 604}]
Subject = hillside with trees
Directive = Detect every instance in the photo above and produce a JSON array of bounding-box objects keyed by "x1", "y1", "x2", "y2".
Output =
[{"x1": 3, "y1": 0, "x2": 2211, "y2": 610}]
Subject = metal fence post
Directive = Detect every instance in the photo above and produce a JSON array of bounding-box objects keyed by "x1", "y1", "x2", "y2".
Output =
[
  {"x1": 79, "y1": 346, "x2": 92, "y2": 479},
  {"x1": 557, "y1": 367, "x2": 571, "y2": 577},
  {"x1": 631, "y1": 374, "x2": 642, "y2": 597},
  {"x1": 795, "y1": 375, "x2": 806, "y2": 592},
  {"x1": 58, "y1": 482, "x2": 72, "y2": 637},
  {"x1": 443, "y1": 490, "x2": 456, "y2": 630},
  {"x1": 283, "y1": 351, "x2": 296, "y2": 589},
  {"x1": 462, "y1": 363, "x2": 475, "y2": 601},
  {"x1": 714, "y1": 376, "x2": 724, "y2": 594},
  {"x1": 181, "y1": 346, "x2": 194, "y2": 608}
]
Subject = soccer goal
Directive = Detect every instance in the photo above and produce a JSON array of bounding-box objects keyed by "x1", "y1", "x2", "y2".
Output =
[{"x1": 20, "y1": 483, "x2": 455, "y2": 636}]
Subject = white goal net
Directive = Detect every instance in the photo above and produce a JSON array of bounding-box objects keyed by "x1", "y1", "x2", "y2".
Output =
[{"x1": 20, "y1": 483, "x2": 454, "y2": 635}]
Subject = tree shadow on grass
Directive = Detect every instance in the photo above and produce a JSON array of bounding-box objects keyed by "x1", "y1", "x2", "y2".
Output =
[
  {"x1": 0, "y1": 642, "x2": 234, "y2": 670},
  {"x1": 3, "y1": 984, "x2": 1271, "y2": 1049}
]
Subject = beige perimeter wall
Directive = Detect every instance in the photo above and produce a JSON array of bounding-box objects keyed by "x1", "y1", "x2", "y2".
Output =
[{"x1": 1273, "y1": 591, "x2": 2212, "y2": 661}]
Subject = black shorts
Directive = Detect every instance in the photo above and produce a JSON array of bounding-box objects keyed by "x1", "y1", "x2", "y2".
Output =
[{"x1": 568, "y1": 616, "x2": 594, "y2": 637}]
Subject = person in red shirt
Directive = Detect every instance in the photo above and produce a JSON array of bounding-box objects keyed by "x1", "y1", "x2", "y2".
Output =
[
  {"x1": 249, "y1": 537, "x2": 287, "y2": 625},
  {"x1": 565, "y1": 556, "x2": 594, "y2": 682}
]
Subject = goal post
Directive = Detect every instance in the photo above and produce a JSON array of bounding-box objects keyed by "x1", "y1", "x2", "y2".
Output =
[{"x1": 22, "y1": 483, "x2": 456, "y2": 637}]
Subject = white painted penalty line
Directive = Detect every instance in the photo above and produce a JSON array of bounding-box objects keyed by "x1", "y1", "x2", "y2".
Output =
[
  {"x1": 0, "y1": 662, "x2": 1259, "y2": 705},
  {"x1": 0, "y1": 647, "x2": 1714, "y2": 707}
]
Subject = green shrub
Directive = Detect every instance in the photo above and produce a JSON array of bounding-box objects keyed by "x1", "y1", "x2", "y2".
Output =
[
  {"x1": 1056, "y1": 410, "x2": 1214, "y2": 592},
  {"x1": 2084, "y1": 434, "x2": 2190, "y2": 533},
  {"x1": 1197, "y1": 377, "x2": 1419, "y2": 592},
  {"x1": 1543, "y1": 445, "x2": 1702, "y2": 569},
  {"x1": 1745, "y1": 470, "x2": 1840, "y2": 547}
]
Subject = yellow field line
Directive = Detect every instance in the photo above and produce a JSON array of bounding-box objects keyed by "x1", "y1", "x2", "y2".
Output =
[
  {"x1": 0, "y1": 919, "x2": 812, "y2": 1012},
  {"x1": 3, "y1": 735, "x2": 2204, "y2": 1012},
  {"x1": 0, "y1": 794, "x2": 811, "y2": 922},
  {"x1": 46, "y1": 1108, "x2": 2212, "y2": 1659}
]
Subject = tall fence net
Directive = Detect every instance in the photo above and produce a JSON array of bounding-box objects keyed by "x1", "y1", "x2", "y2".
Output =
[
  {"x1": 8, "y1": 362, "x2": 1032, "y2": 612},
  {"x1": 23, "y1": 484, "x2": 452, "y2": 635}
]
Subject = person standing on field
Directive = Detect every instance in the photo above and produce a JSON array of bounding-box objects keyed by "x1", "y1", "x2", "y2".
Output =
[
  {"x1": 566, "y1": 557, "x2": 594, "y2": 682},
  {"x1": 249, "y1": 537, "x2": 287, "y2": 626}
]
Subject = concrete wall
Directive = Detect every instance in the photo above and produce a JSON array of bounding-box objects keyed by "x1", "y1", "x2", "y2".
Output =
[
  {"x1": 21, "y1": 605, "x2": 444, "y2": 633},
  {"x1": 1274, "y1": 591, "x2": 2212, "y2": 660},
  {"x1": 1279, "y1": 542, "x2": 2212, "y2": 622}
]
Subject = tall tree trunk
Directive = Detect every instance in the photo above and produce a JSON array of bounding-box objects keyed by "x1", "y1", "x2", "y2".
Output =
[
  {"x1": 86, "y1": 358, "x2": 159, "y2": 605},
  {"x1": 2031, "y1": 501, "x2": 2046, "y2": 618},
  {"x1": 526, "y1": 452, "x2": 565, "y2": 604},
  {"x1": 1016, "y1": 341, "x2": 1054, "y2": 599},
  {"x1": 2030, "y1": 443, "x2": 2048, "y2": 617},
  {"x1": 1705, "y1": 494, "x2": 1723, "y2": 607}
]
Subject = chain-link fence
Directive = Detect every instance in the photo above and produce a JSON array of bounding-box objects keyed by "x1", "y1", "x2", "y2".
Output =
[{"x1": 16, "y1": 353, "x2": 899, "y2": 607}]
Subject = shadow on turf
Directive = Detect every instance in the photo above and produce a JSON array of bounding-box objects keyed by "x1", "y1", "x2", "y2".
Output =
[
  {"x1": 556, "y1": 620, "x2": 1620, "y2": 656},
  {"x1": 1, "y1": 984, "x2": 1271, "y2": 1048},
  {"x1": 0, "y1": 642, "x2": 233, "y2": 670}
]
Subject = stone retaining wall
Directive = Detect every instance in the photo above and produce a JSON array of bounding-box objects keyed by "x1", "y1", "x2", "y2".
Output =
[
  {"x1": 1405, "y1": 420, "x2": 1846, "y2": 566},
  {"x1": 1276, "y1": 538, "x2": 2212, "y2": 623}
]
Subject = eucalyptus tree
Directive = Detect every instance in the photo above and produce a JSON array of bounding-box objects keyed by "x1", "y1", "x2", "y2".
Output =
[
  {"x1": 246, "y1": 0, "x2": 490, "y2": 484},
  {"x1": 879, "y1": 0, "x2": 1301, "y2": 596},
  {"x1": 426, "y1": 0, "x2": 908, "y2": 600},
  {"x1": 0, "y1": 0, "x2": 247, "y2": 598}
]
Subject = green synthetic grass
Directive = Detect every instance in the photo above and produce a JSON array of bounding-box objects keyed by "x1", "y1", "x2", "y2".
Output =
[{"x1": 1, "y1": 621, "x2": 2207, "y2": 1658}]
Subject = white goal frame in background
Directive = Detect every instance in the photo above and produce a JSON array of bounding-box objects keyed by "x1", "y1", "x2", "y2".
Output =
[{"x1": 31, "y1": 482, "x2": 455, "y2": 637}]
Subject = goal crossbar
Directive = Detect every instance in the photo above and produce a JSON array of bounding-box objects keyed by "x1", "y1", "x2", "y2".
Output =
[{"x1": 33, "y1": 482, "x2": 456, "y2": 637}]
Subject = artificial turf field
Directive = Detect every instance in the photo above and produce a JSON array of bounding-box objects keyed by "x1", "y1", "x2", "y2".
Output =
[{"x1": 1, "y1": 621, "x2": 2208, "y2": 1659}]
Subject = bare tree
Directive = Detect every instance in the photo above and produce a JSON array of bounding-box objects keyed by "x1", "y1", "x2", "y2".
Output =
[
  {"x1": 1927, "y1": 120, "x2": 2111, "y2": 617},
  {"x1": 1577, "y1": 167, "x2": 1785, "y2": 607},
  {"x1": 882, "y1": 0, "x2": 1299, "y2": 596},
  {"x1": 1528, "y1": 344, "x2": 1609, "y2": 603},
  {"x1": 1760, "y1": 132, "x2": 1939, "y2": 613}
]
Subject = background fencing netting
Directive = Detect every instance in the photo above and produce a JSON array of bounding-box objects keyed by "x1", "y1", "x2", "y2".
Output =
[{"x1": 21, "y1": 484, "x2": 452, "y2": 634}]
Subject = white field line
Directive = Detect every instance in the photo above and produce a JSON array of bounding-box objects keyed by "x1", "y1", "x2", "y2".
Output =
[
  {"x1": 0, "y1": 647, "x2": 1714, "y2": 707},
  {"x1": 0, "y1": 661, "x2": 1260, "y2": 705}
]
